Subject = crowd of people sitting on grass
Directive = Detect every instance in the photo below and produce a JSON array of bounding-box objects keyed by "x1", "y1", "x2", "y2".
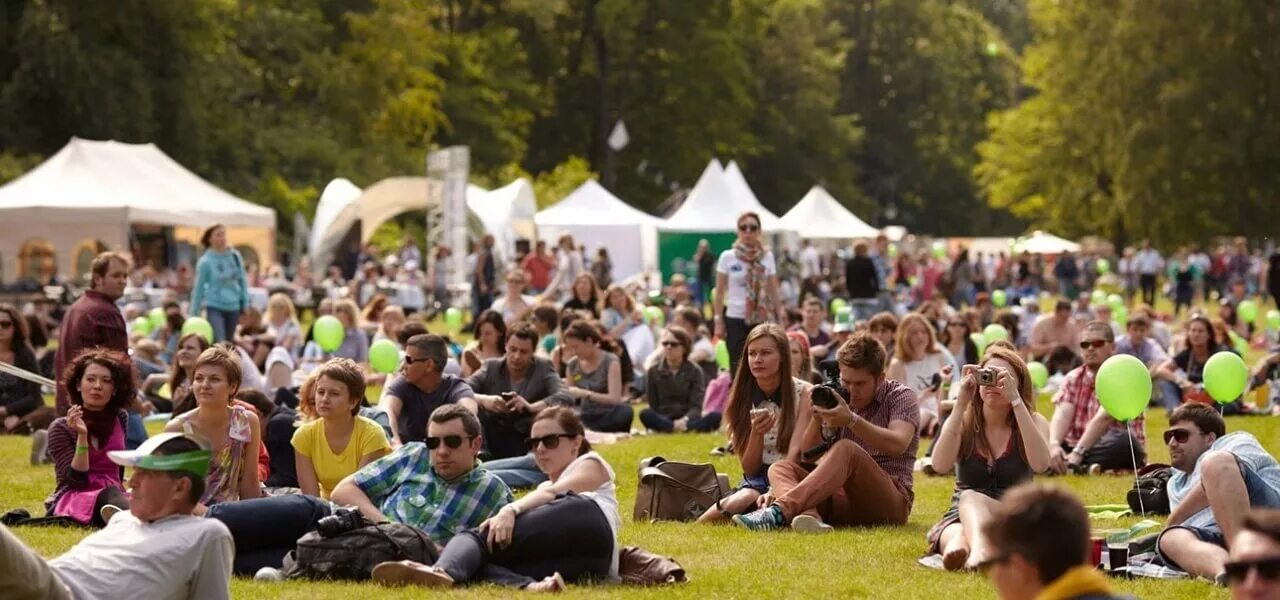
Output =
[{"x1": 0, "y1": 217, "x2": 1278, "y2": 599}]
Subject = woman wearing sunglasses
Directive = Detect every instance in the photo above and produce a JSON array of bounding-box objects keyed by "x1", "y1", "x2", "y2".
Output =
[
  {"x1": 713, "y1": 211, "x2": 783, "y2": 378},
  {"x1": 925, "y1": 346, "x2": 1050, "y2": 571},
  {"x1": 640, "y1": 326, "x2": 719, "y2": 434},
  {"x1": 372, "y1": 407, "x2": 619, "y2": 591},
  {"x1": 0, "y1": 303, "x2": 53, "y2": 435}
]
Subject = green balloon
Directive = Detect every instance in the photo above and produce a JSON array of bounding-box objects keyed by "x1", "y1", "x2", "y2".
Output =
[
  {"x1": 1107, "y1": 294, "x2": 1124, "y2": 309},
  {"x1": 1113, "y1": 306, "x2": 1128, "y2": 326},
  {"x1": 829, "y1": 298, "x2": 848, "y2": 317},
  {"x1": 1267, "y1": 309, "x2": 1280, "y2": 332},
  {"x1": 982, "y1": 324, "x2": 1009, "y2": 343},
  {"x1": 992, "y1": 290, "x2": 1007, "y2": 308},
  {"x1": 369, "y1": 339, "x2": 401, "y2": 374},
  {"x1": 1091, "y1": 290, "x2": 1106, "y2": 306},
  {"x1": 132, "y1": 316, "x2": 152, "y2": 336},
  {"x1": 1203, "y1": 351, "x2": 1248, "y2": 404},
  {"x1": 1096, "y1": 258, "x2": 1110, "y2": 274},
  {"x1": 932, "y1": 241, "x2": 947, "y2": 259},
  {"x1": 644, "y1": 305, "x2": 665, "y2": 327},
  {"x1": 444, "y1": 307, "x2": 463, "y2": 329},
  {"x1": 887, "y1": 244, "x2": 899, "y2": 258},
  {"x1": 715, "y1": 339, "x2": 730, "y2": 371},
  {"x1": 1238, "y1": 299, "x2": 1258, "y2": 323},
  {"x1": 969, "y1": 332, "x2": 987, "y2": 359},
  {"x1": 148, "y1": 307, "x2": 166, "y2": 330},
  {"x1": 312, "y1": 315, "x2": 345, "y2": 352},
  {"x1": 1028, "y1": 361, "x2": 1049, "y2": 390},
  {"x1": 1095, "y1": 354, "x2": 1151, "y2": 422},
  {"x1": 181, "y1": 317, "x2": 214, "y2": 344},
  {"x1": 1229, "y1": 330, "x2": 1248, "y2": 356}
]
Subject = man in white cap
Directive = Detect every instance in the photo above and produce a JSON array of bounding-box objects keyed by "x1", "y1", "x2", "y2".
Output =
[{"x1": 0, "y1": 433, "x2": 233, "y2": 599}]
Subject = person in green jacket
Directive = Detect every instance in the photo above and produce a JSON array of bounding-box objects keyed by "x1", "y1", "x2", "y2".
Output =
[{"x1": 190, "y1": 224, "x2": 251, "y2": 343}]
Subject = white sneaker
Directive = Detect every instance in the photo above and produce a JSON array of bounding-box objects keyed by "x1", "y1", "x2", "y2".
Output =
[
  {"x1": 791, "y1": 514, "x2": 834, "y2": 534},
  {"x1": 99, "y1": 504, "x2": 124, "y2": 524},
  {"x1": 254, "y1": 567, "x2": 284, "y2": 582}
]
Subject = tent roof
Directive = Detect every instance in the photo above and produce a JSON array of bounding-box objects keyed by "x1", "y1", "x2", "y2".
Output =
[
  {"x1": 0, "y1": 137, "x2": 274, "y2": 228},
  {"x1": 777, "y1": 186, "x2": 880, "y2": 239},
  {"x1": 660, "y1": 160, "x2": 781, "y2": 232},
  {"x1": 1019, "y1": 230, "x2": 1081, "y2": 254},
  {"x1": 535, "y1": 180, "x2": 659, "y2": 227}
]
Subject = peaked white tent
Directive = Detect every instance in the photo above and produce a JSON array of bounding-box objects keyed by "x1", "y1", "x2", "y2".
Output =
[
  {"x1": 661, "y1": 160, "x2": 781, "y2": 232},
  {"x1": 1018, "y1": 230, "x2": 1081, "y2": 255},
  {"x1": 777, "y1": 186, "x2": 880, "y2": 239},
  {"x1": 535, "y1": 179, "x2": 659, "y2": 279},
  {"x1": 0, "y1": 137, "x2": 276, "y2": 281},
  {"x1": 466, "y1": 178, "x2": 536, "y2": 264}
]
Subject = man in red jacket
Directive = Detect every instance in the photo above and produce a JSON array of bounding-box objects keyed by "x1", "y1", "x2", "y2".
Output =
[{"x1": 54, "y1": 252, "x2": 130, "y2": 417}]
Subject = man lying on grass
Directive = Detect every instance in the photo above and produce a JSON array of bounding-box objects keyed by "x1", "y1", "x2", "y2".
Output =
[
  {"x1": 734, "y1": 333, "x2": 919, "y2": 532},
  {"x1": 1157, "y1": 404, "x2": 1280, "y2": 583},
  {"x1": 0, "y1": 433, "x2": 233, "y2": 599}
]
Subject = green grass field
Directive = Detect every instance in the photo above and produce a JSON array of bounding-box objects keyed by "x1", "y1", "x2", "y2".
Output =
[{"x1": 4, "y1": 395, "x2": 1274, "y2": 599}]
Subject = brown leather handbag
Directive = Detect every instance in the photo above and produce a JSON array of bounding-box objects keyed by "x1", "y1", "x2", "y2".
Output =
[{"x1": 633, "y1": 456, "x2": 730, "y2": 522}]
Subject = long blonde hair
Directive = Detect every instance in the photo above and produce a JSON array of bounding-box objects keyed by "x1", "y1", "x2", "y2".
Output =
[
  {"x1": 724, "y1": 323, "x2": 796, "y2": 456},
  {"x1": 959, "y1": 346, "x2": 1037, "y2": 461},
  {"x1": 894, "y1": 313, "x2": 942, "y2": 362}
]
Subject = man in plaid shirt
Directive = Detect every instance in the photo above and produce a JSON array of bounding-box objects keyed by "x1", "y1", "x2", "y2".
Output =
[
  {"x1": 332, "y1": 404, "x2": 512, "y2": 547},
  {"x1": 1049, "y1": 321, "x2": 1147, "y2": 475}
]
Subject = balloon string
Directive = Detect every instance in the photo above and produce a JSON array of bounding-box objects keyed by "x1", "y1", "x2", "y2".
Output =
[{"x1": 1127, "y1": 421, "x2": 1145, "y2": 518}]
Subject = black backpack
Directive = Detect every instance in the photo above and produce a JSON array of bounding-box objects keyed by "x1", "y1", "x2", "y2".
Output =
[
  {"x1": 281, "y1": 522, "x2": 438, "y2": 581},
  {"x1": 1126, "y1": 463, "x2": 1172, "y2": 515}
]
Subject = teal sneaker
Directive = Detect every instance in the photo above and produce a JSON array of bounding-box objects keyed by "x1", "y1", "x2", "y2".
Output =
[{"x1": 732, "y1": 505, "x2": 784, "y2": 531}]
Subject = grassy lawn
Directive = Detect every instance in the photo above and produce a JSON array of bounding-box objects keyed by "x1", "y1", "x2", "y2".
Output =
[{"x1": 5, "y1": 395, "x2": 1274, "y2": 599}]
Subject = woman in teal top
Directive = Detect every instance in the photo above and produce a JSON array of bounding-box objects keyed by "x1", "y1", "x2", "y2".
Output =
[{"x1": 190, "y1": 224, "x2": 251, "y2": 343}]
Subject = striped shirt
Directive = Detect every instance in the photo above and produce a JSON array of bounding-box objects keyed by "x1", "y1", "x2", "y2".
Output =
[
  {"x1": 843, "y1": 379, "x2": 920, "y2": 504},
  {"x1": 353, "y1": 443, "x2": 512, "y2": 545}
]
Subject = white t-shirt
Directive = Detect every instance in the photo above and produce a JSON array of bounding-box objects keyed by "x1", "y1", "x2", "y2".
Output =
[
  {"x1": 540, "y1": 451, "x2": 621, "y2": 580},
  {"x1": 801, "y1": 246, "x2": 820, "y2": 279},
  {"x1": 717, "y1": 250, "x2": 776, "y2": 319},
  {"x1": 51, "y1": 513, "x2": 233, "y2": 600}
]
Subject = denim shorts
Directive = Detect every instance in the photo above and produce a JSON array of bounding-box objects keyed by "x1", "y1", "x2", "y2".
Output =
[
  {"x1": 737, "y1": 469, "x2": 770, "y2": 493},
  {"x1": 1157, "y1": 455, "x2": 1280, "y2": 569}
]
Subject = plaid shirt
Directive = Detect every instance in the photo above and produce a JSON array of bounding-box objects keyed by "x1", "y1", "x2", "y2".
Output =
[
  {"x1": 353, "y1": 443, "x2": 512, "y2": 545},
  {"x1": 1052, "y1": 365, "x2": 1146, "y2": 447},
  {"x1": 843, "y1": 379, "x2": 920, "y2": 505}
]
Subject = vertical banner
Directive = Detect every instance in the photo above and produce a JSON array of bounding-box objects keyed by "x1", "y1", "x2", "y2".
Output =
[{"x1": 426, "y1": 146, "x2": 471, "y2": 296}]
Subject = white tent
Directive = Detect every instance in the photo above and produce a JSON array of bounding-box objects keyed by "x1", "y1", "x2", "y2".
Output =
[
  {"x1": 1018, "y1": 230, "x2": 1081, "y2": 255},
  {"x1": 0, "y1": 137, "x2": 275, "y2": 281},
  {"x1": 777, "y1": 186, "x2": 880, "y2": 239},
  {"x1": 466, "y1": 178, "x2": 536, "y2": 263},
  {"x1": 660, "y1": 160, "x2": 782, "y2": 232},
  {"x1": 535, "y1": 179, "x2": 659, "y2": 279}
]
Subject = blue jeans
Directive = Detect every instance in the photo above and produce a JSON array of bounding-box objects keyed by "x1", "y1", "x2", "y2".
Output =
[
  {"x1": 205, "y1": 495, "x2": 331, "y2": 575},
  {"x1": 484, "y1": 454, "x2": 547, "y2": 489},
  {"x1": 638, "y1": 409, "x2": 721, "y2": 433},
  {"x1": 1157, "y1": 379, "x2": 1183, "y2": 413},
  {"x1": 125, "y1": 411, "x2": 147, "y2": 450},
  {"x1": 205, "y1": 307, "x2": 241, "y2": 343}
]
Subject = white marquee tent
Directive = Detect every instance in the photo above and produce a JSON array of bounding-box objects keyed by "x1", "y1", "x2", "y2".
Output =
[
  {"x1": 535, "y1": 179, "x2": 659, "y2": 279},
  {"x1": 660, "y1": 160, "x2": 782, "y2": 232},
  {"x1": 0, "y1": 137, "x2": 276, "y2": 281},
  {"x1": 467, "y1": 178, "x2": 537, "y2": 264},
  {"x1": 1017, "y1": 230, "x2": 1081, "y2": 255},
  {"x1": 777, "y1": 186, "x2": 880, "y2": 239}
]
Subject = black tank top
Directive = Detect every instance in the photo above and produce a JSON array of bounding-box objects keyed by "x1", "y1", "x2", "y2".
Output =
[{"x1": 955, "y1": 433, "x2": 1033, "y2": 498}]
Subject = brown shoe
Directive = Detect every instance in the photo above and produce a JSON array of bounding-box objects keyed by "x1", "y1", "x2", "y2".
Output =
[{"x1": 371, "y1": 561, "x2": 454, "y2": 588}]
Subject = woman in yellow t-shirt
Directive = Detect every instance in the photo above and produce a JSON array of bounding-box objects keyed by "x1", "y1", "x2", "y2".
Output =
[{"x1": 293, "y1": 358, "x2": 391, "y2": 498}]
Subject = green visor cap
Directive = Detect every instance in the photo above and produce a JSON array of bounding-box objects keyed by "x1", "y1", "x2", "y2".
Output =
[{"x1": 108, "y1": 432, "x2": 213, "y2": 478}]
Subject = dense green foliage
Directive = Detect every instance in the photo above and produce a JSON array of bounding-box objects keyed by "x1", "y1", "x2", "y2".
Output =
[{"x1": 2, "y1": 1, "x2": 1271, "y2": 247}]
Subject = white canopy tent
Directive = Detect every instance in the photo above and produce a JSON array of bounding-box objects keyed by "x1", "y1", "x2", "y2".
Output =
[
  {"x1": 466, "y1": 178, "x2": 536, "y2": 264},
  {"x1": 0, "y1": 137, "x2": 276, "y2": 282},
  {"x1": 1018, "y1": 230, "x2": 1081, "y2": 255},
  {"x1": 535, "y1": 179, "x2": 659, "y2": 279},
  {"x1": 660, "y1": 160, "x2": 782, "y2": 232},
  {"x1": 777, "y1": 186, "x2": 880, "y2": 239}
]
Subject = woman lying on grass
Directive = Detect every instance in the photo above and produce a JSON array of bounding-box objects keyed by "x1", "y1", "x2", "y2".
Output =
[
  {"x1": 925, "y1": 346, "x2": 1051, "y2": 571},
  {"x1": 371, "y1": 406, "x2": 619, "y2": 591}
]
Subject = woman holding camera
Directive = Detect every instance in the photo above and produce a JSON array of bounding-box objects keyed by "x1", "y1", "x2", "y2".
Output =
[
  {"x1": 371, "y1": 407, "x2": 618, "y2": 591},
  {"x1": 698, "y1": 323, "x2": 809, "y2": 523},
  {"x1": 925, "y1": 346, "x2": 1051, "y2": 571}
]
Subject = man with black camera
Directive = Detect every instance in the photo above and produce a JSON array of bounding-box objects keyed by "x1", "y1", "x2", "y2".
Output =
[
  {"x1": 733, "y1": 333, "x2": 919, "y2": 533},
  {"x1": 1049, "y1": 321, "x2": 1147, "y2": 475},
  {"x1": 467, "y1": 323, "x2": 571, "y2": 461}
]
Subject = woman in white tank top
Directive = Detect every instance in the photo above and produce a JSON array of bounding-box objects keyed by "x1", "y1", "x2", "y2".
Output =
[
  {"x1": 370, "y1": 407, "x2": 619, "y2": 592},
  {"x1": 886, "y1": 314, "x2": 957, "y2": 436}
]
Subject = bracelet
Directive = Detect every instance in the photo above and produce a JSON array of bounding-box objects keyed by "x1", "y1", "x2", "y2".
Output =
[
  {"x1": 1070, "y1": 446, "x2": 1086, "y2": 457},
  {"x1": 1010, "y1": 397, "x2": 1025, "y2": 409},
  {"x1": 75, "y1": 445, "x2": 89, "y2": 455}
]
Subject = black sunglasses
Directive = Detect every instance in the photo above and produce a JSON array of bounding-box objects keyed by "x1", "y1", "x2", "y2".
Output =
[
  {"x1": 1163, "y1": 428, "x2": 1192, "y2": 445},
  {"x1": 403, "y1": 355, "x2": 429, "y2": 365},
  {"x1": 1079, "y1": 339, "x2": 1108, "y2": 350},
  {"x1": 975, "y1": 554, "x2": 1010, "y2": 575},
  {"x1": 738, "y1": 223, "x2": 760, "y2": 233},
  {"x1": 660, "y1": 341, "x2": 681, "y2": 348},
  {"x1": 526, "y1": 433, "x2": 576, "y2": 451},
  {"x1": 1224, "y1": 557, "x2": 1280, "y2": 584},
  {"x1": 0, "y1": 320, "x2": 12, "y2": 329},
  {"x1": 425, "y1": 435, "x2": 473, "y2": 450}
]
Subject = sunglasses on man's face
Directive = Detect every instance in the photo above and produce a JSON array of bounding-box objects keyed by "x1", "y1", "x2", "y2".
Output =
[
  {"x1": 526, "y1": 433, "x2": 575, "y2": 451},
  {"x1": 1162, "y1": 428, "x2": 1192, "y2": 445},
  {"x1": 403, "y1": 355, "x2": 429, "y2": 365},
  {"x1": 1079, "y1": 339, "x2": 1108, "y2": 350},
  {"x1": 1223, "y1": 557, "x2": 1280, "y2": 584},
  {"x1": 425, "y1": 435, "x2": 473, "y2": 450},
  {"x1": 738, "y1": 223, "x2": 760, "y2": 233}
]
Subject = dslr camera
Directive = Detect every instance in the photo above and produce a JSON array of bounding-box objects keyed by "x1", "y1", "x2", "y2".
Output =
[
  {"x1": 316, "y1": 506, "x2": 368, "y2": 538},
  {"x1": 811, "y1": 383, "x2": 850, "y2": 410}
]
